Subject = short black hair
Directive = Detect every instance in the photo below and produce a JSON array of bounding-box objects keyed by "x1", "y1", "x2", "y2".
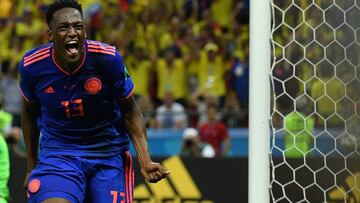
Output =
[{"x1": 45, "y1": 0, "x2": 83, "y2": 26}]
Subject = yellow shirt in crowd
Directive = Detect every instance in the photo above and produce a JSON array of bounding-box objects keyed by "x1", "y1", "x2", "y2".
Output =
[
  {"x1": 0, "y1": 25, "x2": 12, "y2": 62},
  {"x1": 197, "y1": 52, "x2": 226, "y2": 97},
  {"x1": 211, "y1": 0, "x2": 233, "y2": 28},
  {"x1": 126, "y1": 57, "x2": 152, "y2": 97},
  {"x1": 0, "y1": 0, "x2": 12, "y2": 18},
  {"x1": 135, "y1": 23, "x2": 158, "y2": 58},
  {"x1": 156, "y1": 58, "x2": 187, "y2": 100}
]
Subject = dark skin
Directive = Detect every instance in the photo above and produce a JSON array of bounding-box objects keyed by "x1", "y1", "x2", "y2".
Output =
[
  {"x1": 22, "y1": 7, "x2": 169, "y2": 203},
  {"x1": 49, "y1": 7, "x2": 86, "y2": 73}
]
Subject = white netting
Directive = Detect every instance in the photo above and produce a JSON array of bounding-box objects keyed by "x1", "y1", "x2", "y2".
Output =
[{"x1": 270, "y1": 1, "x2": 360, "y2": 202}]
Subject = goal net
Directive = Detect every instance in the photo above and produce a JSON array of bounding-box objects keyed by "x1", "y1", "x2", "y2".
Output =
[{"x1": 270, "y1": 1, "x2": 360, "y2": 202}]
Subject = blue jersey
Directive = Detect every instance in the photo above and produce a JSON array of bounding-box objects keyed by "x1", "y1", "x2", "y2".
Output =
[
  {"x1": 19, "y1": 40, "x2": 135, "y2": 157},
  {"x1": 231, "y1": 59, "x2": 249, "y2": 107}
]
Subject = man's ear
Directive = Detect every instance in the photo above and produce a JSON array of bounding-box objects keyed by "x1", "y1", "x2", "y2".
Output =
[{"x1": 47, "y1": 29, "x2": 53, "y2": 42}]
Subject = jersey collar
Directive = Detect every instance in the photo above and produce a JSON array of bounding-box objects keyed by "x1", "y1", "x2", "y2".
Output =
[{"x1": 51, "y1": 43, "x2": 87, "y2": 75}]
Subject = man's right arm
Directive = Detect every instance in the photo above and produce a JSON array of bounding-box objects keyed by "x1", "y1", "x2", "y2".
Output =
[{"x1": 21, "y1": 98, "x2": 40, "y2": 176}]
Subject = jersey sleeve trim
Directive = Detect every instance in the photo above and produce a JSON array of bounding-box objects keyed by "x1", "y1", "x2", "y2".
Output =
[
  {"x1": 24, "y1": 53, "x2": 50, "y2": 67},
  {"x1": 24, "y1": 47, "x2": 51, "y2": 67},
  {"x1": 24, "y1": 46, "x2": 50, "y2": 60},
  {"x1": 88, "y1": 48, "x2": 116, "y2": 56},
  {"x1": 118, "y1": 84, "x2": 135, "y2": 101},
  {"x1": 87, "y1": 40, "x2": 116, "y2": 56}
]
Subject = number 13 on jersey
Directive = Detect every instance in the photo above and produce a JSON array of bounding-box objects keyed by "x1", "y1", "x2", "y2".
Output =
[{"x1": 61, "y1": 99, "x2": 84, "y2": 118}]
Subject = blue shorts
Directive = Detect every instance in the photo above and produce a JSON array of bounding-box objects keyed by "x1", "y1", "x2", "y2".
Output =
[{"x1": 27, "y1": 151, "x2": 134, "y2": 203}]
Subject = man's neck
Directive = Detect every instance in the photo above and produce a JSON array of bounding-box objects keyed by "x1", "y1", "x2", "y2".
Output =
[{"x1": 54, "y1": 50, "x2": 83, "y2": 74}]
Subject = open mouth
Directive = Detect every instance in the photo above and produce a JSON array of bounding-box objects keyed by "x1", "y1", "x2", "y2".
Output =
[{"x1": 65, "y1": 40, "x2": 79, "y2": 57}]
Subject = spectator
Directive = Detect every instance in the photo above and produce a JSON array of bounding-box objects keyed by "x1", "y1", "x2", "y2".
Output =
[
  {"x1": 185, "y1": 37, "x2": 201, "y2": 95},
  {"x1": 183, "y1": 0, "x2": 212, "y2": 21},
  {"x1": 211, "y1": 0, "x2": 234, "y2": 29},
  {"x1": 155, "y1": 92, "x2": 187, "y2": 129},
  {"x1": 189, "y1": 90, "x2": 219, "y2": 127},
  {"x1": 180, "y1": 128, "x2": 215, "y2": 158},
  {"x1": 199, "y1": 105, "x2": 231, "y2": 156},
  {"x1": 222, "y1": 91, "x2": 245, "y2": 127},
  {"x1": 0, "y1": 18, "x2": 14, "y2": 72},
  {"x1": 0, "y1": 65, "x2": 22, "y2": 127},
  {"x1": 156, "y1": 47, "x2": 188, "y2": 104},
  {"x1": 230, "y1": 50, "x2": 249, "y2": 110},
  {"x1": 126, "y1": 46, "x2": 153, "y2": 99},
  {"x1": 1, "y1": 0, "x2": 249, "y2": 130},
  {"x1": 15, "y1": 9, "x2": 45, "y2": 59},
  {"x1": 200, "y1": 8, "x2": 222, "y2": 37},
  {"x1": 159, "y1": 15, "x2": 182, "y2": 50},
  {"x1": 0, "y1": 0, "x2": 12, "y2": 18},
  {"x1": 134, "y1": 8, "x2": 157, "y2": 59},
  {"x1": 197, "y1": 42, "x2": 226, "y2": 105}
]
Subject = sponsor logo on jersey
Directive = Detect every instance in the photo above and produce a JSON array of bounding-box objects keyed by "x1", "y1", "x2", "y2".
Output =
[
  {"x1": 84, "y1": 77, "x2": 102, "y2": 94},
  {"x1": 44, "y1": 86, "x2": 55, "y2": 93}
]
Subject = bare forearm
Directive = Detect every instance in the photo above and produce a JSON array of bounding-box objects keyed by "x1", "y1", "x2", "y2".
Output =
[
  {"x1": 126, "y1": 116, "x2": 152, "y2": 167},
  {"x1": 21, "y1": 102, "x2": 40, "y2": 170},
  {"x1": 119, "y1": 96, "x2": 169, "y2": 183},
  {"x1": 120, "y1": 96, "x2": 152, "y2": 167}
]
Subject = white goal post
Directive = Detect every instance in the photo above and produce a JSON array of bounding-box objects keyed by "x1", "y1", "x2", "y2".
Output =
[{"x1": 248, "y1": 0, "x2": 271, "y2": 203}]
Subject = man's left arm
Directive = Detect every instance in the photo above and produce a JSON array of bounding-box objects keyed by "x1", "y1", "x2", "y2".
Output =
[{"x1": 118, "y1": 96, "x2": 170, "y2": 183}]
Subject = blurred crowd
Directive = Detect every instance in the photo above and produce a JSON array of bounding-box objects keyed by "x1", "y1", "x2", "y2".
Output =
[
  {"x1": 0, "y1": 0, "x2": 251, "y2": 161},
  {"x1": 0, "y1": 0, "x2": 358, "y2": 154},
  {"x1": 272, "y1": 0, "x2": 360, "y2": 152},
  {"x1": 0, "y1": 0, "x2": 250, "y2": 132},
  {"x1": 272, "y1": 0, "x2": 359, "y2": 123}
]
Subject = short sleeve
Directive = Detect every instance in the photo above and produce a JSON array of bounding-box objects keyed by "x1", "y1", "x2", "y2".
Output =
[
  {"x1": 102, "y1": 51, "x2": 135, "y2": 100},
  {"x1": 18, "y1": 59, "x2": 37, "y2": 102}
]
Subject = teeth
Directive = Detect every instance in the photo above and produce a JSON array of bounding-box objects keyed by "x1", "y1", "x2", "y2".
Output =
[{"x1": 67, "y1": 41, "x2": 78, "y2": 45}]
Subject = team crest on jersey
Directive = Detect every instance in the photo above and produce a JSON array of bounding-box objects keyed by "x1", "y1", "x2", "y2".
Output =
[
  {"x1": 84, "y1": 77, "x2": 102, "y2": 94},
  {"x1": 29, "y1": 179, "x2": 41, "y2": 193}
]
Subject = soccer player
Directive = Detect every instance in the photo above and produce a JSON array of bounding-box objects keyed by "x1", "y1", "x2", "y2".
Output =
[{"x1": 19, "y1": 1, "x2": 169, "y2": 203}]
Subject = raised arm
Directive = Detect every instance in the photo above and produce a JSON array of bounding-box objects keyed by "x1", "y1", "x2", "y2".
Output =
[
  {"x1": 118, "y1": 96, "x2": 169, "y2": 183},
  {"x1": 21, "y1": 98, "x2": 40, "y2": 188}
]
